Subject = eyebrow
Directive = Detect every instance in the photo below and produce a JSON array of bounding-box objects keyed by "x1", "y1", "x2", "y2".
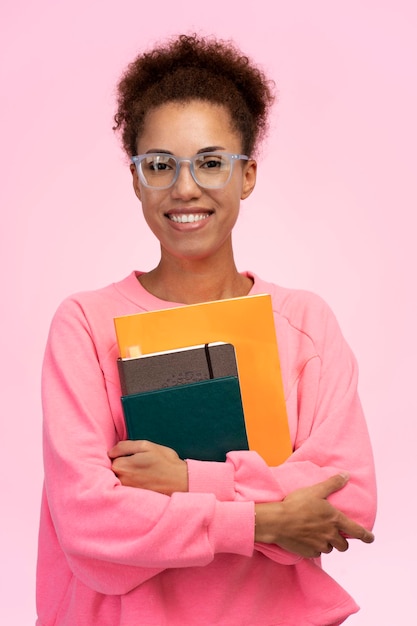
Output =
[{"x1": 144, "y1": 146, "x2": 226, "y2": 155}]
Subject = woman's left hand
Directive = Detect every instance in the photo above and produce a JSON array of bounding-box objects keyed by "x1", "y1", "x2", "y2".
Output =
[{"x1": 108, "y1": 440, "x2": 188, "y2": 495}]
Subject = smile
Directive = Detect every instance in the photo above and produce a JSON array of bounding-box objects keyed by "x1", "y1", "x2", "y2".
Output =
[{"x1": 167, "y1": 213, "x2": 211, "y2": 223}]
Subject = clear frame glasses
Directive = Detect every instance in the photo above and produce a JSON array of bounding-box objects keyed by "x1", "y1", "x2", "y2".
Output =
[{"x1": 131, "y1": 152, "x2": 249, "y2": 190}]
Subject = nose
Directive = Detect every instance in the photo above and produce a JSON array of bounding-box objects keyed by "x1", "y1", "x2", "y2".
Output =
[{"x1": 171, "y1": 161, "x2": 202, "y2": 200}]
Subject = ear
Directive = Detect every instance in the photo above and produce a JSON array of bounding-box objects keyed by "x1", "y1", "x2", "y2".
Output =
[
  {"x1": 241, "y1": 159, "x2": 257, "y2": 200},
  {"x1": 130, "y1": 163, "x2": 142, "y2": 201}
]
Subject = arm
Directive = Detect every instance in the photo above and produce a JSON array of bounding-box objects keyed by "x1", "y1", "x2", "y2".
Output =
[
  {"x1": 189, "y1": 299, "x2": 376, "y2": 519},
  {"x1": 41, "y1": 298, "x2": 254, "y2": 595},
  {"x1": 190, "y1": 300, "x2": 377, "y2": 562},
  {"x1": 111, "y1": 297, "x2": 376, "y2": 563},
  {"x1": 254, "y1": 474, "x2": 374, "y2": 558},
  {"x1": 110, "y1": 442, "x2": 374, "y2": 560}
]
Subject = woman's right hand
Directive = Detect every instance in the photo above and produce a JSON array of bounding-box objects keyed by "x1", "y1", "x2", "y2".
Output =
[{"x1": 254, "y1": 473, "x2": 375, "y2": 558}]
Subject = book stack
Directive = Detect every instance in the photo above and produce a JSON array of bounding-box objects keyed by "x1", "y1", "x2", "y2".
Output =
[
  {"x1": 118, "y1": 343, "x2": 249, "y2": 462},
  {"x1": 114, "y1": 294, "x2": 291, "y2": 466}
]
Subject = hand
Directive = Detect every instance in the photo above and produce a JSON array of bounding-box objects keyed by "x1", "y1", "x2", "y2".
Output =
[
  {"x1": 254, "y1": 474, "x2": 375, "y2": 558},
  {"x1": 108, "y1": 440, "x2": 188, "y2": 496}
]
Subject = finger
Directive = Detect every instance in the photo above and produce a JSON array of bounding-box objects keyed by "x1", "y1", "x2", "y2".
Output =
[
  {"x1": 310, "y1": 551, "x2": 322, "y2": 559},
  {"x1": 110, "y1": 455, "x2": 126, "y2": 475},
  {"x1": 307, "y1": 473, "x2": 350, "y2": 500},
  {"x1": 338, "y1": 517, "x2": 375, "y2": 544},
  {"x1": 356, "y1": 529, "x2": 375, "y2": 544},
  {"x1": 140, "y1": 440, "x2": 178, "y2": 455},
  {"x1": 108, "y1": 439, "x2": 150, "y2": 458},
  {"x1": 321, "y1": 543, "x2": 334, "y2": 555},
  {"x1": 331, "y1": 534, "x2": 349, "y2": 553}
]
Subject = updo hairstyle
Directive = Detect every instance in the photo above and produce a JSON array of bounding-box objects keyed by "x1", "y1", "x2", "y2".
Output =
[{"x1": 113, "y1": 34, "x2": 275, "y2": 157}]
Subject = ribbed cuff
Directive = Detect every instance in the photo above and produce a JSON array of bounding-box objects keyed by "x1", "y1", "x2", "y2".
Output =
[
  {"x1": 207, "y1": 500, "x2": 255, "y2": 557},
  {"x1": 187, "y1": 459, "x2": 236, "y2": 501}
]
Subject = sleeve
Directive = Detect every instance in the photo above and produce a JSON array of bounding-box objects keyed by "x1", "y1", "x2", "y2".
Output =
[
  {"x1": 187, "y1": 299, "x2": 377, "y2": 564},
  {"x1": 41, "y1": 298, "x2": 254, "y2": 595}
]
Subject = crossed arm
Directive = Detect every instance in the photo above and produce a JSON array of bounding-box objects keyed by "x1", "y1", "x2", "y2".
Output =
[{"x1": 108, "y1": 439, "x2": 375, "y2": 559}]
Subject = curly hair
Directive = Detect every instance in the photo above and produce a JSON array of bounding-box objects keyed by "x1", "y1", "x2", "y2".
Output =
[{"x1": 113, "y1": 34, "x2": 275, "y2": 157}]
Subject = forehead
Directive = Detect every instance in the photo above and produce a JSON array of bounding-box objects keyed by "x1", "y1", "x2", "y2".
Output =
[{"x1": 136, "y1": 100, "x2": 242, "y2": 154}]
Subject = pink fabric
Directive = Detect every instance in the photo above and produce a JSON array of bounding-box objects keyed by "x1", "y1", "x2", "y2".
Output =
[{"x1": 37, "y1": 271, "x2": 376, "y2": 625}]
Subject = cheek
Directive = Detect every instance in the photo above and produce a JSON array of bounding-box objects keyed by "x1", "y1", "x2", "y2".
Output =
[
  {"x1": 140, "y1": 192, "x2": 171, "y2": 233},
  {"x1": 141, "y1": 209, "x2": 165, "y2": 242},
  {"x1": 141, "y1": 202, "x2": 158, "y2": 226},
  {"x1": 220, "y1": 193, "x2": 241, "y2": 229},
  {"x1": 139, "y1": 189, "x2": 162, "y2": 213}
]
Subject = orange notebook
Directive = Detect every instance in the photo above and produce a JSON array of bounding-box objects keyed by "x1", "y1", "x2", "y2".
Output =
[{"x1": 114, "y1": 294, "x2": 291, "y2": 466}]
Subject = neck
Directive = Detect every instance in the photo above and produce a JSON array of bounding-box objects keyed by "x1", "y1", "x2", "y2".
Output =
[{"x1": 139, "y1": 253, "x2": 253, "y2": 305}]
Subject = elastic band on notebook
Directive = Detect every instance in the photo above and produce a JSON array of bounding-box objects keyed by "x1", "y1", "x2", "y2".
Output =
[{"x1": 204, "y1": 343, "x2": 214, "y2": 379}]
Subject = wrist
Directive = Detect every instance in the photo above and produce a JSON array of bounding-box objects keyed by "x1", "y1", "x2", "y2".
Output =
[{"x1": 254, "y1": 502, "x2": 284, "y2": 544}]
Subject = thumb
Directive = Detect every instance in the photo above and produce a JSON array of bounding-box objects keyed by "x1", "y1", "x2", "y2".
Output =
[{"x1": 308, "y1": 473, "x2": 350, "y2": 499}]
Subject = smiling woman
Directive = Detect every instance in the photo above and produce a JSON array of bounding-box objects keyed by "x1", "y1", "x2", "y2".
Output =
[
  {"x1": 37, "y1": 33, "x2": 376, "y2": 626},
  {"x1": 128, "y1": 100, "x2": 257, "y2": 294}
]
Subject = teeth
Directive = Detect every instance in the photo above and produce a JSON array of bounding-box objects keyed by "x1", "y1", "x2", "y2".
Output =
[{"x1": 169, "y1": 213, "x2": 210, "y2": 223}]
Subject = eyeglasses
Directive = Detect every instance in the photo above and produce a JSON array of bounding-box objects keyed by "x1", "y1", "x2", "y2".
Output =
[{"x1": 131, "y1": 152, "x2": 249, "y2": 190}]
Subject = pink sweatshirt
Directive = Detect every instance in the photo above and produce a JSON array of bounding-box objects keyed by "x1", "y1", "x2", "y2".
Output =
[{"x1": 37, "y1": 271, "x2": 376, "y2": 626}]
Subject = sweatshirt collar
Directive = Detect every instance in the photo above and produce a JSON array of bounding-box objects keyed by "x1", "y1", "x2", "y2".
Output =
[{"x1": 113, "y1": 270, "x2": 267, "y2": 312}]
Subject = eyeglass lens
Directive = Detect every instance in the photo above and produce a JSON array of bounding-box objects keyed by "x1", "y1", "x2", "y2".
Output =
[{"x1": 139, "y1": 153, "x2": 234, "y2": 188}]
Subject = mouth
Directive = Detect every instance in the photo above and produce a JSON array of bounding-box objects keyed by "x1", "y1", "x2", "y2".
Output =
[{"x1": 165, "y1": 211, "x2": 213, "y2": 224}]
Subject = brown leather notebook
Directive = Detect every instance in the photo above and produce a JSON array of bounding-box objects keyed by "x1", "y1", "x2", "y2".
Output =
[{"x1": 117, "y1": 342, "x2": 238, "y2": 396}]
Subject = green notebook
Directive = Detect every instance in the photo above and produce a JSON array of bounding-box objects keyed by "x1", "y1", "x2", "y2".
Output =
[{"x1": 121, "y1": 376, "x2": 248, "y2": 462}]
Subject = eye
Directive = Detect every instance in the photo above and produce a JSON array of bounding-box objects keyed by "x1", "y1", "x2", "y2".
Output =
[
  {"x1": 197, "y1": 154, "x2": 225, "y2": 170},
  {"x1": 203, "y1": 158, "x2": 222, "y2": 169},
  {"x1": 144, "y1": 155, "x2": 175, "y2": 172}
]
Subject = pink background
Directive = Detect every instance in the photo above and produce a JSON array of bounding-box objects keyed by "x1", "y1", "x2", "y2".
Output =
[{"x1": 1, "y1": 1, "x2": 415, "y2": 622}]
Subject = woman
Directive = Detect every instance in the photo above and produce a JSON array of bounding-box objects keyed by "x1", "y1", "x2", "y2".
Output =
[{"x1": 37, "y1": 34, "x2": 376, "y2": 625}]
